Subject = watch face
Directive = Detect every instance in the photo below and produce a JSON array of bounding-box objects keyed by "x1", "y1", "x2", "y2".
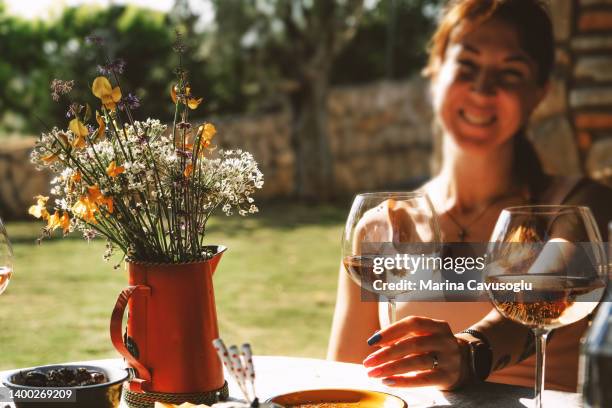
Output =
[{"x1": 473, "y1": 342, "x2": 493, "y2": 381}]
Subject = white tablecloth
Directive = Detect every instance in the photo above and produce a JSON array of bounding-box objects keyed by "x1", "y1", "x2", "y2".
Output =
[{"x1": 1, "y1": 356, "x2": 582, "y2": 407}]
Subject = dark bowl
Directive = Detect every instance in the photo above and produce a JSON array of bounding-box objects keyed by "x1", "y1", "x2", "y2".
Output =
[{"x1": 2, "y1": 363, "x2": 128, "y2": 408}]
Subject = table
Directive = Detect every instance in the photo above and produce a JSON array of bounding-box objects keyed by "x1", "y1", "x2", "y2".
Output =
[{"x1": 1, "y1": 356, "x2": 582, "y2": 407}]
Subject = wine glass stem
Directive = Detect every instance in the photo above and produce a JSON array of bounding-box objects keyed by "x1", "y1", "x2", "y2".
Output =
[
  {"x1": 534, "y1": 328, "x2": 549, "y2": 408},
  {"x1": 387, "y1": 297, "x2": 397, "y2": 325}
]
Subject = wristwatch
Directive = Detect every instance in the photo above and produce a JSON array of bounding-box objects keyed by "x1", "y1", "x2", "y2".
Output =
[{"x1": 461, "y1": 329, "x2": 493, "y2": 382}]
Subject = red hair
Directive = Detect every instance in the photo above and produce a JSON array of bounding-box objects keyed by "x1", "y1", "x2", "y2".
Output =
[{"x1": 423, "y1": 0, "x2": 554, "y2": 85}]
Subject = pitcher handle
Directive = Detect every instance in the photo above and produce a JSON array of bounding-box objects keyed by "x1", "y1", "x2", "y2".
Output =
[{"x1": 110, "y1": 285, "x2": 152, "y2": 392}]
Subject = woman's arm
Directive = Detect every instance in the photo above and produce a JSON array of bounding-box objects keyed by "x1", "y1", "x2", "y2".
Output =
[{"x1": 327, "y1": 264, "x2": 380, "y2": 363}]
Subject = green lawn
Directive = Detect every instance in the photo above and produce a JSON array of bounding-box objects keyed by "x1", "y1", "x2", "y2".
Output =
[{"x1": 0, "y1": 202, "x2": 348, "y2": 370}]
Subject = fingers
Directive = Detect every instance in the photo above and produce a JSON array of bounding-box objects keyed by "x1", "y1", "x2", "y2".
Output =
[
  {"x1": 362, "y1": 317, "x2": 464, "y2": 389},
  {"x1": 363, "y1": 334, "x2": 449, "y2": 368},
  {"x1": 367, "y1": 316, "x2": 452, "y2": 347},
  {"x1": 382, "y1": 370, "x2": 448, "y2": 388},
  {"x1": 366, "y1": 352, "x2": 438, "y2": 378}
]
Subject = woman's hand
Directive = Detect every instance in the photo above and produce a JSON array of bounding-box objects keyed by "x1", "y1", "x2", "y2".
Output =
[{"x1": 363, "y1": 316, "x2": 470, "y2": 389}]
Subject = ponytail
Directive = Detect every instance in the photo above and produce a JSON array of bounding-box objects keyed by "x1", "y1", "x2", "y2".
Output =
[{"x1": 513, "y1": 130, "x2": 549, "y2": 199}]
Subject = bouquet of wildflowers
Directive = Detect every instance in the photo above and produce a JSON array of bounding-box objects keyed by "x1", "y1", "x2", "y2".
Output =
[{"x1": 28, "y1": 35, "x2": 263, "y2": 264}]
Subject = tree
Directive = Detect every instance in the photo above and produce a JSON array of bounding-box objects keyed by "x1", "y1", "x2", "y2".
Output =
[{"x1": 212, "y1": 0, "x2": 365, "y2": 200}]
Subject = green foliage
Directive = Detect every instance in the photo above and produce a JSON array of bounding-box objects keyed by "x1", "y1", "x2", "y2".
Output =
[
  {"x1": 0, "y1": 4, "x2": 184, "y2": 136},
  {"x1": 332, "y1": 0, "x2": 443, "y2": 83},
  {"x1": 0, "y1": 1, "x2": 440, "y2": 136}
]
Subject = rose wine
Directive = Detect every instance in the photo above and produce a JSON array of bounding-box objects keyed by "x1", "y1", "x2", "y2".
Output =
[
  {"x1": 487, "y1": 275, "x2": 606, "y2": 330},
  {"x1": 342, "y1": 255, "x2": 409, "y2": 299},
  {"x1": 0, "y1": 266, "x2": 11, "y2": 295}
]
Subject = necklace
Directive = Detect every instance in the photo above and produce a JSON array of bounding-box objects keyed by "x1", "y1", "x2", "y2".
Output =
[{"x1": 445, "y1": 192, "x2": 524, "y2": 242}]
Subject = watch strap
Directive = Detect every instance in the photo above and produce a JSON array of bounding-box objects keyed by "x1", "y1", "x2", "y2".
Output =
[
  {"x1": 460, "y1": 328, "x2": 491, "y2": 348},
  {"x1": 459, "y1": 329, "x2": 493, "y2": 382}
]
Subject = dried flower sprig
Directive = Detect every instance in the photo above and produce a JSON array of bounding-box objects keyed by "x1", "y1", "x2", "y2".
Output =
[{"x1": 29, "y1": 33, "x2": 264, "y2": 264}]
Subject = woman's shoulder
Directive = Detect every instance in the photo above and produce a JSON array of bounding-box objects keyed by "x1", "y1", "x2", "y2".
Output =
[
  {"x1": 537, "y1": 175, "x2": 612, "y2": 203},
  {"x1": 543, "y1": 175, "x2": 612, "y2": 239}
]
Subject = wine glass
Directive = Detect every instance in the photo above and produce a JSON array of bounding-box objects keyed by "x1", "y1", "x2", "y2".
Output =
[
  {"x1": 485, "y1": 205, "x2": 607, "y2": 408},
  {"x1": 0, "y1": 216, "x2": 13, "y2": 295},
  {"x1": 342, "y1": 192, "x2": 441, "y2": 325}
]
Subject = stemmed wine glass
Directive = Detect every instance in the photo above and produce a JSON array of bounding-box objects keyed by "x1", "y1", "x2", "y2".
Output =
[
  {"x1": 485, "y1": 205, "x2": 607, "y2": 408},
  {"x1": 0, "y1": 216, "x2": 13, "y2": 295},
  {"x1": 342, "y1": 192, "x2": 441, "y2": 325}
]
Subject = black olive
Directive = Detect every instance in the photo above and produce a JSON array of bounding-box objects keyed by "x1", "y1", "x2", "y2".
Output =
[{"x1": 24, "y1": 370, "x2": 48, "y2": 387}]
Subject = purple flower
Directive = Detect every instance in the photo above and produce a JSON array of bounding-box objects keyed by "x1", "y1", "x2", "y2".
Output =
[
  {"x1": 97, "y1": 59, "x2": 126, "y2": 75},
  {"x1": 66, "y1": 103, "x2": 83, "y2": 119},
  {"x1": 118, "y1": 93, "x2": 141, "y2": 111},
  {"x1": 176, "y1": 121, "x2": 191, "y2": 130},
  {"x1": 175, "y1": 149, "x2": 192, "y2": 159}
]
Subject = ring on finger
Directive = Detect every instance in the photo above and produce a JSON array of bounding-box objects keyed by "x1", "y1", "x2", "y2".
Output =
[{"x1": 431, "y1": 353, "x2": 439, "y2": 370}]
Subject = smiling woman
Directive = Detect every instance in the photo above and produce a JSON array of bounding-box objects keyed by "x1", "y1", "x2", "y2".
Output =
[{"x1": 328, "y1": 0, "x2": 612, "y2": 394}]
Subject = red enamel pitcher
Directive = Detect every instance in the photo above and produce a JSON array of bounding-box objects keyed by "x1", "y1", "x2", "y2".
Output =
[{"x1": 109, "y1": 246, "x2": 226, "y2": 395}]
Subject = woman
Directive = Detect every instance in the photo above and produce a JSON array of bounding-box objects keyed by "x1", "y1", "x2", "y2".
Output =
[{"x1": 327, "y1": 0, "x2": 612, "y2": 392}]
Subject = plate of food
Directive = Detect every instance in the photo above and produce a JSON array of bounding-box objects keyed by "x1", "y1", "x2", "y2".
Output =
[{"x1": 268, "y1": 388, "x2": 407, "y2": 408}]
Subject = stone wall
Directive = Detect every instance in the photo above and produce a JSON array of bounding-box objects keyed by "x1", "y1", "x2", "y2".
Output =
[
  {"x1": 0, "y1": 138, "x2": 52, "y2": 220},
  {"x1": 545, "y1": 0, "x2": 612, "y2": 183},
  {"x1": 0, "y1": 79, "x2": 434, "y2": 220},
  {"x1": 169, "y1": 78, "x2": 435, "y2": 198}
]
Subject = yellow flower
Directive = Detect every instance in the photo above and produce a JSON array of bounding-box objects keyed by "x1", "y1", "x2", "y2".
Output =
[
  {"x1": 202, "y1": 123, "x2": 216, "y2": 144},
  {"x1": 87, "y1": 184, "x2": 102, "y2": 202},
  {"x1": 95, "y1": 110, "x2": 106, "y2": 141},
  {"x1": 106, "y1": 161, "x2": 125, "y2": 178},
  {"x1": 46, "y1": 211, "x2": 61, "y2": 231},
  {"x1": 92, "y1": 76, "x2": 122, "y2": 111},
  {"x1": 170, "y1": 84, "x2": 178, "y2": 104},
  {"x1": 68, "y1": 171, "x2": 82, "y2": 192},
  {"x1": 41, "y1": 153, "x2": 59, "y2": 164},
  {"x1": 69, "y1": 119, "x2": 88, "y2": 149},
  {"x1": 187, "y1": 96, "x2": 203, "y2": 109},
  {"x1": 72, "y1": 197, "x2": 98, "y2": 223},
  {"x1": 88, "y1": 184, "x2": 113, "y2": 213},
  {"x1": 72, "y1": 184, "x2": 115, "y2": 223},
  {"x1": 28, "y1": 195, "x2": 50, "y2": 220},
  {"x1": 100, "y1": 196, "x2": 114, "y2": 214},
  {"x1": 170, "y1": 84, "x2": 203, "y2": 109},
  {"x1": 60, "y1": 212, "x2": 70, "y2": 233},
  {"x1": 183, "y1": 163, "x2": 193, "y2": 178}
]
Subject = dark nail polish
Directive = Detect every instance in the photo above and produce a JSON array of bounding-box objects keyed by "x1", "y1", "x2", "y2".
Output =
[
  {"x1": 382, "y1": 378, "x2": 396, "y2": 386},
  {"x1": 367, "y1": 332, "x2": 382, "y2": 346}
]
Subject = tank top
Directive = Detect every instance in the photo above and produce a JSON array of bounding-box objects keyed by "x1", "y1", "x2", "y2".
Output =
[{"x1": 377, "y1": 176, "x2": 587, "y2": 392}]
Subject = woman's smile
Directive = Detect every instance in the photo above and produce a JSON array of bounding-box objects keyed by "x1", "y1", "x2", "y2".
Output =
[{"x1": 459, "y1": 108, "x2": 497, "y2": 127}]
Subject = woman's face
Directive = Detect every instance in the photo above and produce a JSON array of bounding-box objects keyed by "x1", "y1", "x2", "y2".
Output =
[{"x1": 431, "y1": 17, "x2": 548, "y2": 154}]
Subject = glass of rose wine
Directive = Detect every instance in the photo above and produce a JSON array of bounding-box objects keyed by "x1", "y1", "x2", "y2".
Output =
[
  {"x1": 0, "y1": 218, "x2": 13, "y2": 294},
  {"x1": 485, "y1": 205, "x2": 607, "y2": 408},
  {"x1": 0, "y1": 216, "x2": 13, "y2": 295},
  {"x1": 342, "y1": 192, "x2": 441, "y2": 325}
]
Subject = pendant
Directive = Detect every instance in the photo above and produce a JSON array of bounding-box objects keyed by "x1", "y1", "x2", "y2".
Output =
[{"x1": 458, "y1": 229, "x2": 467, "y2": 242}]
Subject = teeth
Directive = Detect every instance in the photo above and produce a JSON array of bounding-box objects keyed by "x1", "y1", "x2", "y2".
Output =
[{"x1": 461, "y1": 110, "x2": 496, "y2": 126}]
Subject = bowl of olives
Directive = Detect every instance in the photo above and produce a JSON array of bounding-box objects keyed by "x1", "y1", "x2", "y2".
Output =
[{"x1": 2, "y1": 363, "x2": 128, "y2": 408}]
